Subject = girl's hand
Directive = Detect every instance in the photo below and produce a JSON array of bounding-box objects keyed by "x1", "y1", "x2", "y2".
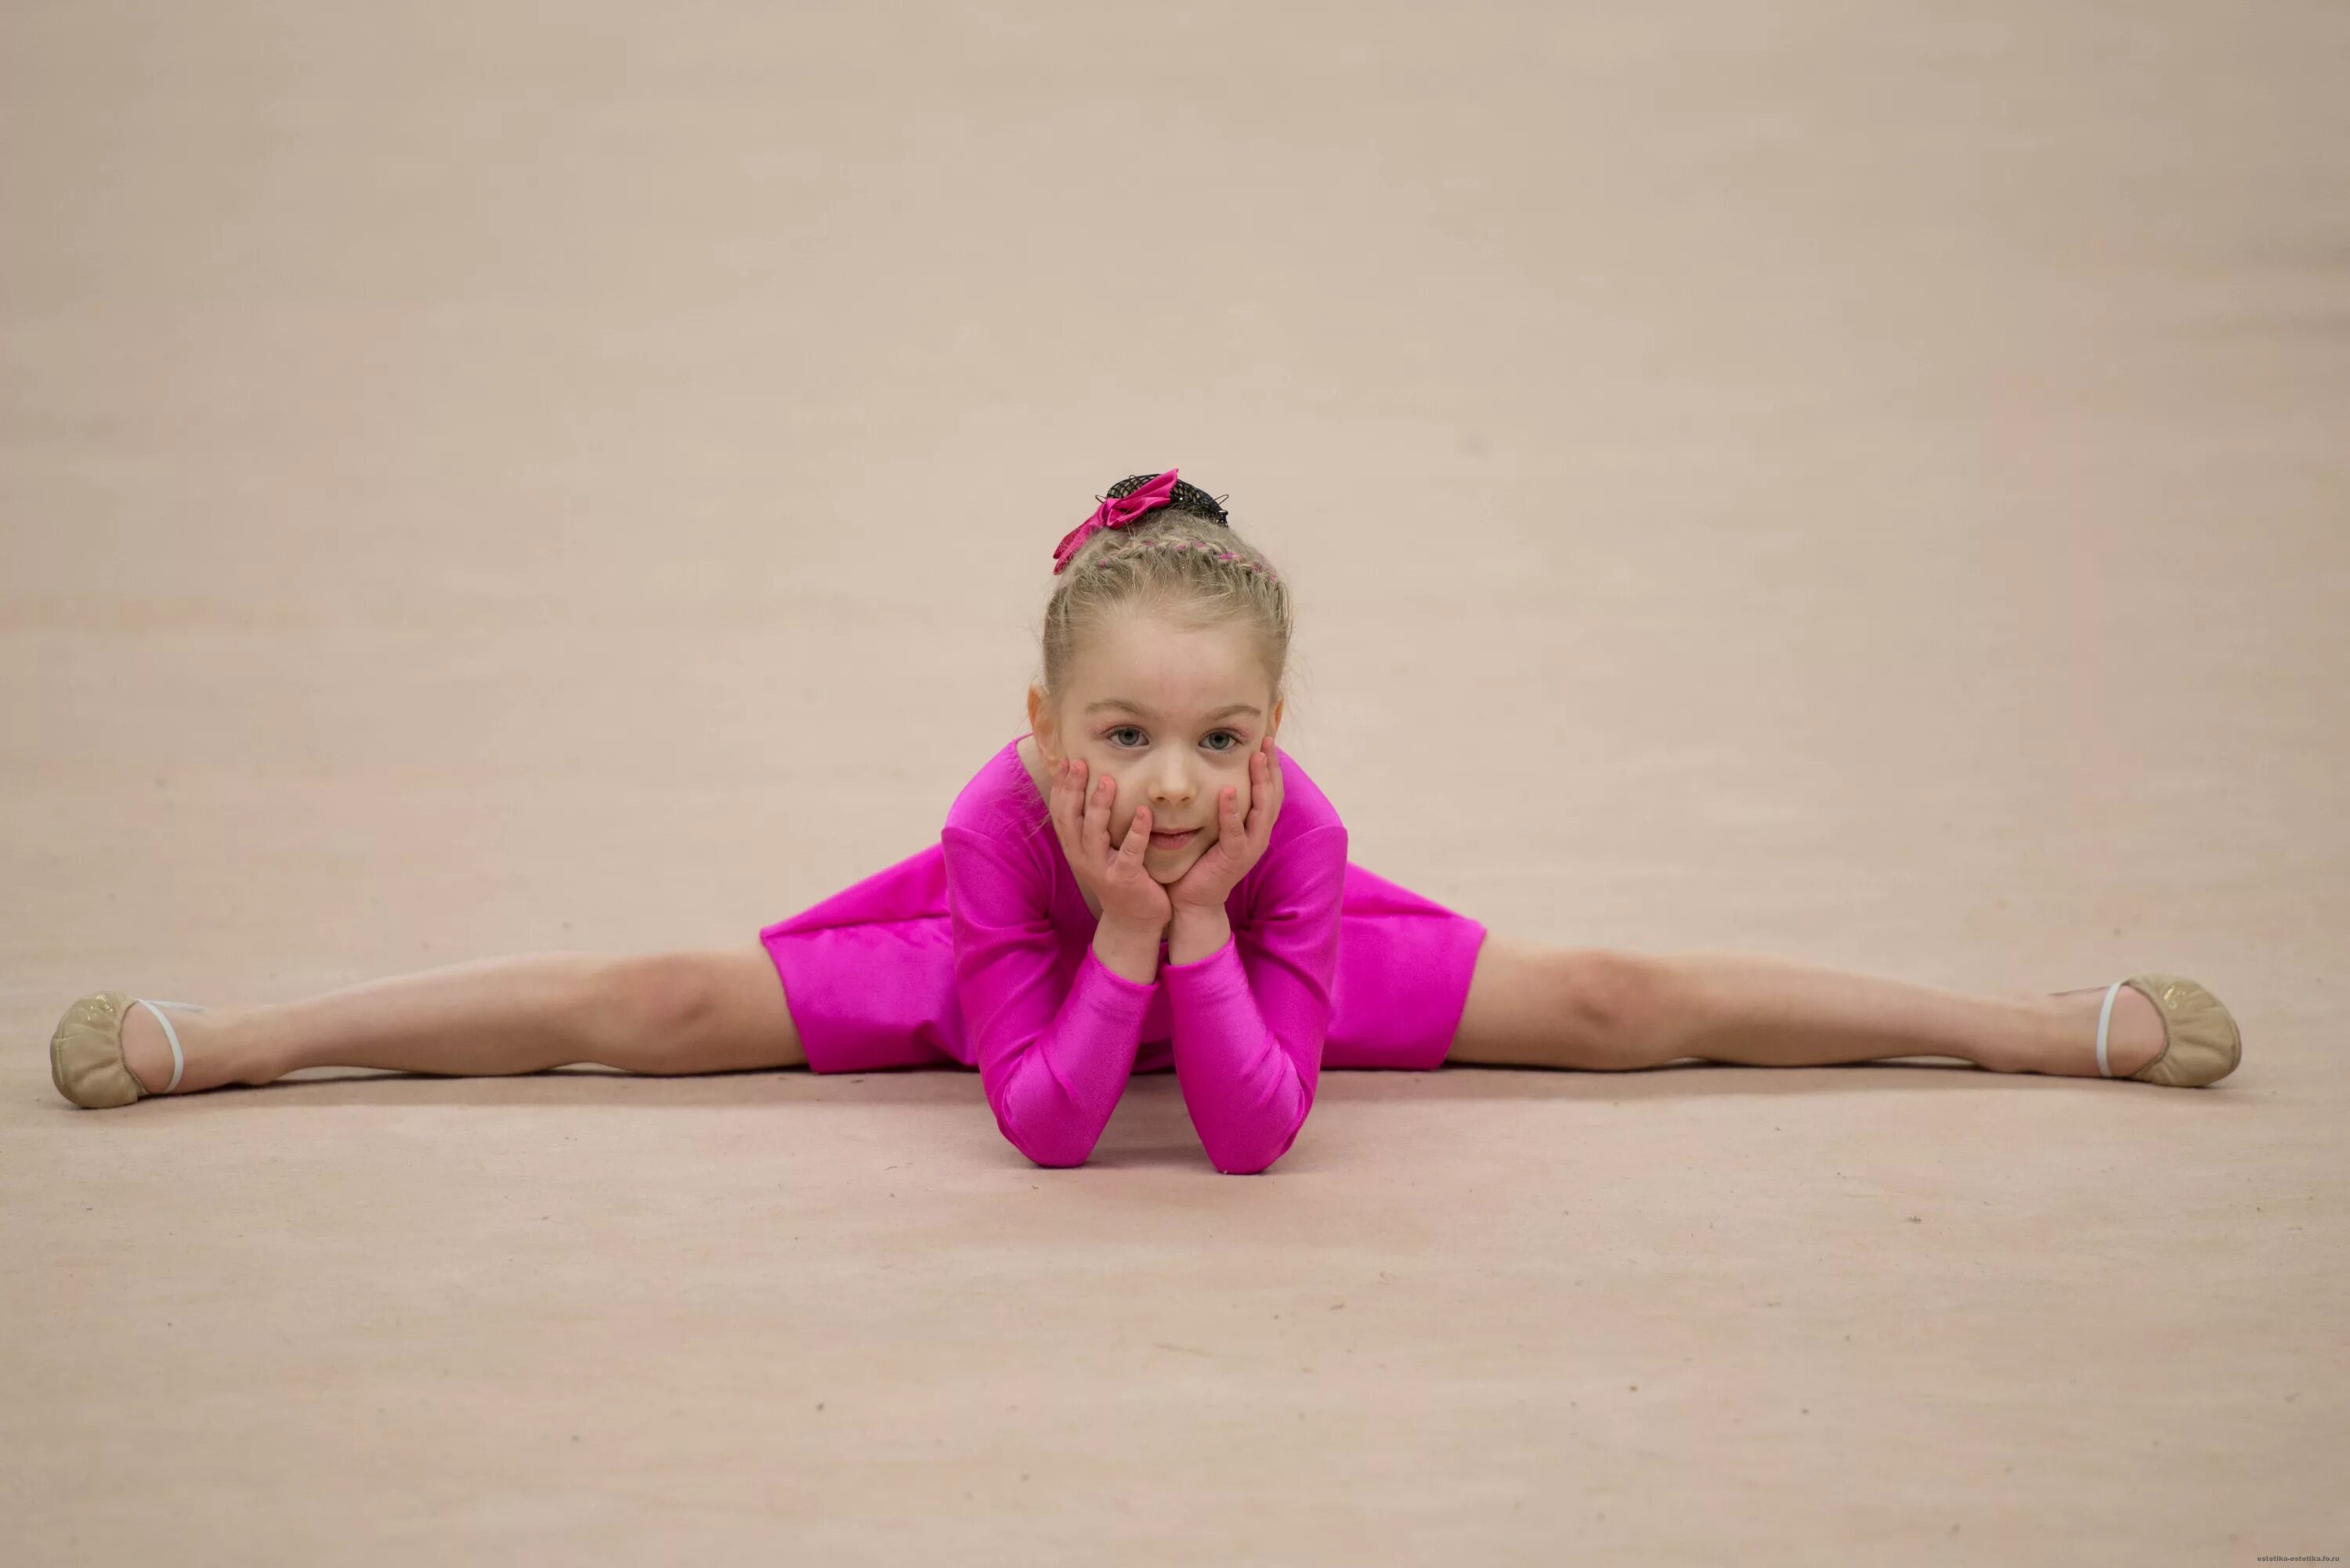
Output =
[
  {"x1": 1167, "y1": 738, "x2": 1285, "y2": 916},
  {"x1": 1050, "y1": 756, "x2": 1173, "y2": 933}
]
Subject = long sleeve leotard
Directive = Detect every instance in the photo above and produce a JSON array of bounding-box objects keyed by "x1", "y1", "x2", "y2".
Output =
[{"x1": 940, "y1": 769, "x2": 1348, "y2": 1175}]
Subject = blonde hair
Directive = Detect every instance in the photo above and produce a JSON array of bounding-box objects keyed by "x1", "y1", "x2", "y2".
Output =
[{"x1": 1037, "y1": 472, "x2": 1294, "y2": 737}]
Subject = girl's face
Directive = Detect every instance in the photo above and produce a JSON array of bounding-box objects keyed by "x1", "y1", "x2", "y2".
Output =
[{"x1": 1031, "y1": 610, "x2": 1282, "y2": 886}]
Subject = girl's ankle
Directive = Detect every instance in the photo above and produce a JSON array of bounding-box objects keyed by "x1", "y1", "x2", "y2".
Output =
[{"x1": 123, "y1": 1004, "x2": 268, "y2": 1095}]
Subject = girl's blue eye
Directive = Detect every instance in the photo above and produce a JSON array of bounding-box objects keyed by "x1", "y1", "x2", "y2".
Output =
[{"x1": 1106, "y1": 727, "x2": 1242, "y2": 752}]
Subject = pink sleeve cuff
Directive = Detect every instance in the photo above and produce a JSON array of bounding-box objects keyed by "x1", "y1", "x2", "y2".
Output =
[
  {"x1": 1159, "y1": 931, "x2": 1244, "y2": 994},
  {"x1": 1079, "y1": 941, "x2": 1162, "y2": 1000}
]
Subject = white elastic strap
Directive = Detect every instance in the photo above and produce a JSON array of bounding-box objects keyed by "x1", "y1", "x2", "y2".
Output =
[
  {"x1": 134, "y1": 999, "x2": 208, "y2": 1095},
  {"x1": 2095, "y1": 981, "x2": 2124, "y2": 1078}
]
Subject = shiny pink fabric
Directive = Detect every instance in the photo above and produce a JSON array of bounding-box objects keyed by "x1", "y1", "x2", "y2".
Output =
[
  {"x1": 759, "y1": 736, "x2": 1488, "y2": 1173},
  {"x1": 1050, "y1": 468, "x2": 1182, "y2": 574}
]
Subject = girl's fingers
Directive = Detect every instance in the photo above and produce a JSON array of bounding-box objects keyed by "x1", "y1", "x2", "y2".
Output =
[
  {"x1": 1086, "y1": 771, "x2": 1114, "y2": 861},
  {"x1": 1051, "y1": 764, "x2": 1079, "y2": 853},
  {"x1": 1249, "y1": 753, "x2": 1279, "y2": 844}
]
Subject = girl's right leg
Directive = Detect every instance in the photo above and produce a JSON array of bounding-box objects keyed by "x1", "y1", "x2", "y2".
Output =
[
  {"x1": 1446, "y1": 934, "x2": 2164, "y2": 1078},
  {"x1": 116, "y1": 947, "x2": 806, "y2": 1096}
]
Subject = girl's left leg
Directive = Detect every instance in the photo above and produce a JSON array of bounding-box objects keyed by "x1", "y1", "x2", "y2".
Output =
[
  {"x1": 1445, "y1": 934, "x2": 2164, "y2": 1078},
  {"x1": 113, "y1": 947, "x2": 805, "y2": 1096}
]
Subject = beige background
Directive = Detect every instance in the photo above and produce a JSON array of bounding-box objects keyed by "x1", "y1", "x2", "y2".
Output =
[{"x1": 5, "y1": 2, "x2": 2345, "y2": 1563}]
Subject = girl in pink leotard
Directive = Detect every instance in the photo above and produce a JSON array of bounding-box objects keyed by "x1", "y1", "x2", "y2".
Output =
[
  {"x1": 50, "y1": 468, "x2": 2244, "y2": 1169},
  {"x1": 761, "y1": 468, "x2": 1485, "y2": 1172}
]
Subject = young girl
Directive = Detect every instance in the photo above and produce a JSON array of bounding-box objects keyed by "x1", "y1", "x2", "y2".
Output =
[{"x1": 49, "y1": 468, "x2": 2243, "y2": 1170}]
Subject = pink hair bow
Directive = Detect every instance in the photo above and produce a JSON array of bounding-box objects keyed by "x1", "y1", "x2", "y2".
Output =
[{"x1": 1051, "y1": 468, "x2": 1182, "y2": 575}]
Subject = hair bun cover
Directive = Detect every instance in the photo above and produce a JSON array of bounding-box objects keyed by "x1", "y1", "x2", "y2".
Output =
[{"x1": 1104, "y1": 471, "x2": 1231, "y2": 526}]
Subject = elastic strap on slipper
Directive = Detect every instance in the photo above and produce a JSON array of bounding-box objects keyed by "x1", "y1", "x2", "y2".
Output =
[
  {"x1": 2095, "y1": 981, "x2": 2124, "y2": 1078},
  {"x1": 133, "y1": 999, "x2": 208, "y2": 1095}
]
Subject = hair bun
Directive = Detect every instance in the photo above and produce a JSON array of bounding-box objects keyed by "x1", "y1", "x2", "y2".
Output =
[{"x1": 1104, "y1": 471, "x2": 1231, "y2": 527}]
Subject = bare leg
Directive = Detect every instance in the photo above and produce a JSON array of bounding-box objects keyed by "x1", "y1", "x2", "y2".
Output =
[
  {"x1": 118, "y1": 948, "x2": 804, "y2": 1095},
  {"x1": 1448, "y1": 938, "x2": 2166, "y2": 1078},
  {"x1": 1644, "y1": 952, "x2": 2164, "y2": 1077}
]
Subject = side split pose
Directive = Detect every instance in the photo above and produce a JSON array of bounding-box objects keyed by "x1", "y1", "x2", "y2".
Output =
[{"x1": 49, "y1": 468, "x2": 2243, "y2": 1172}]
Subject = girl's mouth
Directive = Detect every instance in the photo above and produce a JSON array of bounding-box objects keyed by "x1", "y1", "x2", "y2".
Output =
[{"x1": 1148, "y1": 829, "x2": 1198, "y2": 849}]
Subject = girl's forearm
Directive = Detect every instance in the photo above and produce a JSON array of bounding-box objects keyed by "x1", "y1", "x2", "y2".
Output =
[
  {"x1": 1168, "y1": 907, "x2": 1231, "y2": 966},
  {"x1": 1093, "y1": 916, "x2": 1166, "y2": 985}
]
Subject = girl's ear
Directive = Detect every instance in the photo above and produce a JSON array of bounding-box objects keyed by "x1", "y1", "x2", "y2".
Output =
[{"x1": 1026, "y1": 685, "x2": 1058, "y2": 763}]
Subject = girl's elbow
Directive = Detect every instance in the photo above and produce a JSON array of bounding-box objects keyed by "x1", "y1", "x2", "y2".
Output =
[
  {"x1": 991, "y1": 1091, "x2": 1097, "y2": 1169},
  {"x1": 1206, "y1": 1106, "x2": 1307, "y2": 1174},
  {"x1": 1003, "y1": 1117, "x2": 1097, "y2": 1169}
]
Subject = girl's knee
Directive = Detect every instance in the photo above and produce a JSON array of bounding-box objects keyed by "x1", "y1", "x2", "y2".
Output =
[
  {"x1": 599, "y1": 953, "x2": 719, "y2": 1060},
  {"x1": 1556, "y1": 948, "x2": 1678, "y2": 1069},
  {"x1": 598, "y1": 949, "x2": 803, "y2": 1074}
]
